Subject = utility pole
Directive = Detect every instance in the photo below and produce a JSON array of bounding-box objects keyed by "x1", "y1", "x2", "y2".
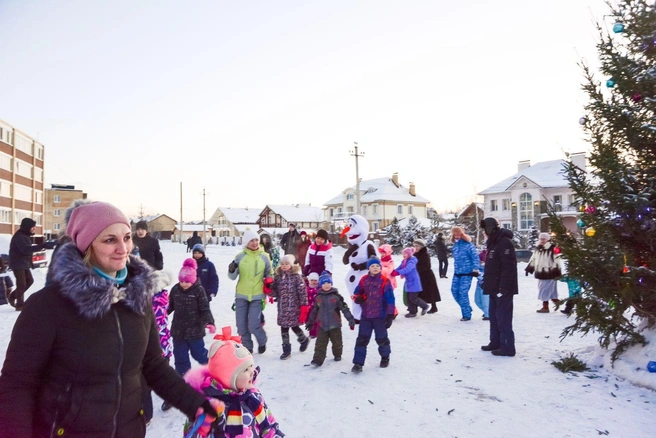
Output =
[
  {"x1": 349, "y1": 141, "x2": 365, "y2": 214},
  {"x1": 202, "y1": 187, "x2": 206, "y2": 244},
  {"x1": 180, "y1": 182, "x2": 183, "y2": 244}
]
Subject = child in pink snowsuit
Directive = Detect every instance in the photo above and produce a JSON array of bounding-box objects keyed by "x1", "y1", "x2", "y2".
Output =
[
  {"x1": 378, "y1": 244, "x2": 397, "y2": 290},
  {"x1": 306, "y1": 272, "x2": 320, "y2": 338}
]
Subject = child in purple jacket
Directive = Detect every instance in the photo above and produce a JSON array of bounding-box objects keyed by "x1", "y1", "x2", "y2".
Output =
[
  {"x1": 351, "y1": 256, "x2": 395, "y2": 373},
  {"x1": 391, "y1": 247, "x2": 428, "y2": 318}
]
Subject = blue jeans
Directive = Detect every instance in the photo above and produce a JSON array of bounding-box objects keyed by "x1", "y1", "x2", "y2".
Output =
[
  {"x1": 353, "y1": 318, "x2": 391, "y2": 366},
  {"x1": 235, "y1": 298, "x2": 267, "y2": 352},
  {"x1": 173, "y1": 337, "x2": 208, "y2": 376},
  {"x1": 451, "y1": 275, "x2": 473, "y2": 319}
]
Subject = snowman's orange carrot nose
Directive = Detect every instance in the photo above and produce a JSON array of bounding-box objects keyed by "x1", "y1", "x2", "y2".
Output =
[{"x1": 340, "y1": 226, "x2": 351, "y2": 238}]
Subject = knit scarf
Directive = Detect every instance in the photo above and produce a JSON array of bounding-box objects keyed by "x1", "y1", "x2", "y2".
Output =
[{"x1": 203, "y1": 378, "x2": 271, "y2": 436}]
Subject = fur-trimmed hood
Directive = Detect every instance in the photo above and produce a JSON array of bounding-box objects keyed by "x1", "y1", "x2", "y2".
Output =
[
  {"x1": 275, "y1": 263, "x2": 301, "y2": 276},
  {"x1": 48, "y1": 242, "x2": 157, "y2": 319}
]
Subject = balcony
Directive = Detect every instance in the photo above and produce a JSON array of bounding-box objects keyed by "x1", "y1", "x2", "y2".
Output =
[{"x1": 330, "y1": 212, "x2": 353, "y2": 221}]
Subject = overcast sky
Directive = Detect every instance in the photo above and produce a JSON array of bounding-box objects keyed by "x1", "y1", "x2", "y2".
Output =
[{"x1": 0, "y1": 0, "x2": 608, "y2": 220}]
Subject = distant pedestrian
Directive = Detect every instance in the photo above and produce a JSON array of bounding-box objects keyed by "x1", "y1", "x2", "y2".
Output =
[
  {"x1": 450, "y1": 226, "x2": 480, "y2": 321},
  {"x1": 435, "y1": 232, "x2": 449, "y2": 278},
  {"x1": 187, "y1": 231, "x2": 203, "y2": 253},
  {"x1": 8, "y1": 218, "x2": 43, "y2": 310},
  {"x1": 295, "y1": 231, "x2": 311, "y2": 268},
  {"x1": 0, "y1": 258, "x2": 14, "y2": 306},
  {"x1": 260, "y1": 233, "x2": 281, "y2": 269},
  {"x1": 280, "y1": 223, "x2": 299, "y2": 255}
]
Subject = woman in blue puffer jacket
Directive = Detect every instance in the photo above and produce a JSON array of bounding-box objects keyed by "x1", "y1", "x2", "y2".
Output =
[{"x1": 450, "y1": 227, "x2": 480, "y2": 321}]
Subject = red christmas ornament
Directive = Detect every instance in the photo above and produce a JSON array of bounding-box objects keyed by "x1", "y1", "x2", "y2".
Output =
[
  {"x1": 585, "y1": 205, "x2": 596, "y2": 214},
  {"x1": 633, "y1": 93, "x2": 643, "y2": 102},
  {"x1": 623, "y1": 265, "x2": 629, "y2": 273},
  {"x1": 553, "y1": 247, "x2": 561, "y2": 255}
]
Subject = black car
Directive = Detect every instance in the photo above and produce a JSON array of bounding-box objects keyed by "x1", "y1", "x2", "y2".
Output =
[{"x1": 44, "y1": 239, "x2": 58, "y2": 250}]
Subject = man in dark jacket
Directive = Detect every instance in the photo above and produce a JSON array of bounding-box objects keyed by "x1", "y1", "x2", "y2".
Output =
[
  {"x1": 280, "y1": 223, "x2": 299, "y2": 255},
  {"x1": 186, "y1": 231, "x2": 202, "y2": 253},
  {"x1": 434, "y1": 232, "x2": 449, "y2": 278},
  {"x1": 132, "y1": 220, "x2": 164, "y2": 270},
  {"x1": 8, "y1": 218, "x2": 42, "y2": 310},
  {"x1": 480, "y1": 218, "x2": 518, "y2": 357}
]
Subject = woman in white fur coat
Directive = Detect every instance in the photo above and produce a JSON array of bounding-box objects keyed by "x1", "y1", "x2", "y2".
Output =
[{"x1": 525, "y1": 232, "x2": 563, "y2": 313}]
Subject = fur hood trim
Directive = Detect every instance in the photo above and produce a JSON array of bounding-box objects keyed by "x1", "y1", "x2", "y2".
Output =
[
  {"x1": 49, "y1": 243, "x2": 157, "y2": 319},
  {"x1": 275, "y1": 263, "x2": 301, "y2": 276}
]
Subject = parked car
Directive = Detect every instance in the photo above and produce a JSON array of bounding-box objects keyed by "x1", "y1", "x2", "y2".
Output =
[
  {"x1": 44, "y1": 239, "x2": 58, "y2": 250},
  {"x1": 515, "y1": 249, "x2": 533, "y2": 263},
  {"x1": 0, "y1": 245, "x2": 48, "y2": 269}
]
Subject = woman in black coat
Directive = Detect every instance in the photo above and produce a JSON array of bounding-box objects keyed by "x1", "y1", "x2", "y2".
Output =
[
  {"x1": 0, "y1": 200, "x2": 216, "y2": 438},
  {"x1": 413, "y1": 239, "x2": 441, "y2": 313}
]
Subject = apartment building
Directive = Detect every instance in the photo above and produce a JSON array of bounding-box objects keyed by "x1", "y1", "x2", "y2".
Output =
[
  {"x1": 43, "y1": 184, "x2": 87, "y2": 238},
  {"x1": 0, "y1": 119, "x2": 45, "y2": 235}
]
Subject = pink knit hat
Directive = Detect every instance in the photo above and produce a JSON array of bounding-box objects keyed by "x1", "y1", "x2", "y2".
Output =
[
  {"x1": 178, "y1": 258, "x2": 198, "y2": 283},
  {"x1": 402, "y1": 247, "x2": 416, "y2": 258},
  {"x1": 66, "y1": 201, "x2": 131, "y2": 253},
  {"x1": 208, "y1": 327, "x2": 253, "y2": 390}
]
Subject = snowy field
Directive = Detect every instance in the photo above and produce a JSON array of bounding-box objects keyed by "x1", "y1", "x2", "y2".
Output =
[{"x1": 1, "y1": 241, "x2": 655, "y2": 438}]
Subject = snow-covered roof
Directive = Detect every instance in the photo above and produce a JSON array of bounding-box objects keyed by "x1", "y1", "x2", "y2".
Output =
[
  {"x1": 479, "y1": 160, "x2": 570, "y2": 194},
  {"x1": 324, "y1": 177, "x2": 430, "y2": 206},
  {"x1": 266, "y1": 205, "x2": 324, "y2": 222},
  {"x1": 218, "y1": 207, "x2": 262, "y2": 224},
  {"x1": 234, "y1": 224, "x2": 260, "y2": 233},
  {"x1": 174, "y1": 224, "x2": 211, "y2": 232}
]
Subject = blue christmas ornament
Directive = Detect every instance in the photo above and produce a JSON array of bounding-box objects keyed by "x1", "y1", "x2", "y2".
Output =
[
  {"x1": 606, "y1": 78, "x2": 615, "y2": 88},
  {"x1": 613, "y1": 22, "x2": 625, "y2": 33},
  {"x1": 648, "y1": 361, "x2": 656, "y2": 373},
  {"x1": 577, "y1": 219, "x2": 585, "y2": 228}
]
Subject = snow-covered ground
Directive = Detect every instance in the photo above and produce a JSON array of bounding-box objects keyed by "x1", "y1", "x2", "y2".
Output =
[{"x1": 1, "y1": 241, "x2": 655, "y2": 438}]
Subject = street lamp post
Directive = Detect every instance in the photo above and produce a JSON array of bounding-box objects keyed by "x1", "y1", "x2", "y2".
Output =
[{"x1": 349, "y1": 141, "x2": 365, "y2": 214}]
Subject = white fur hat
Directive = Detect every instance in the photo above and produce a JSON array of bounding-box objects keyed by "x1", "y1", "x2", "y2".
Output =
[{"x1": 153, "y1": 270, "x2": 173, "y2": 291}]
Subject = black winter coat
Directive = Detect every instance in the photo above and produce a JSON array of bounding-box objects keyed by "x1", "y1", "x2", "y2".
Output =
[
  {"x1": 168, "y1": 281, "x2": 214, "y2": 339},
  {"x1": 132, "y1": 233, "x2": 164, "y2": 270},
  {"x1": 8, "y1": 224, "x2": 39, "y2": 270},
  {"x1": 434, "y1": 237, "x2": 448, "y2": 260},
  {"x1": 0, "y1": 243, "x2": 206, "y2": 438},
  {"x1": 415, "y1": 247, "x2": 441, "y2": 304},
  {"x1": 482, "y1": 229, "x2": 518, "y2": 296}
]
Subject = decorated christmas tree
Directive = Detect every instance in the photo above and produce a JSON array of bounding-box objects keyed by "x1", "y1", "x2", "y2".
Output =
[
  {"x1": 382, "y1": 217, "x2": 403, "y2": 254},
  {"x1": 549, "y1": 0, "x2": 656, "y2": 360}
]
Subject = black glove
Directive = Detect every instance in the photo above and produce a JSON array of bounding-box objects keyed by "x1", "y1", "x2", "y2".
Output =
[
  {"x1": 353, "y1": 294, "x2": 367, "y2": 305},
  {"x1": 471, "y1": 270, "x2": 480, "y2": 277},
  {"x1": 228, "y1": 261, "x2": 238, "y2": 274},
  {"x1": 525, "y1": 271, "x2": 529, "y2": 276},
  {"x1": 305, "y1": 322, "x2": 312, "y2": 331},
  {"x1": 385, "y1": 314, "x2": 394, "y2": 329}
]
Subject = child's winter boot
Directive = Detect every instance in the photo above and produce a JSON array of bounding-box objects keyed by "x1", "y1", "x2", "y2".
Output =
[
  {"x1": 280, "y1": 343, "x2": 292, "y2": 360},
  {"x1": 298, "y1": 334, "x2": 310, "y2": 352},
  {"x1": 536, "y1": 301, "x2": 550, "y2": 313}
]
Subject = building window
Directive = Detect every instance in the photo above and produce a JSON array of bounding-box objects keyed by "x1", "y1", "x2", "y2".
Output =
[
  {"x1": 14, "y1": 134, "x2": 32, "y2": 155},
  {"x1": 34, "y1": 168, "x2": 43, "y2": 182},
  {"x1": 568, "y1": 194, "x2": 576, "y2": 207},
  {"x1": 409, "y1": 205, "x2": 413, "y2": 215},
  {"x1": 502, "y1": 223, "x2": 511, "y2": 229},
  {"x1": 553, "y1": 195, "x2": 562, "y2": 205},
  {"x1": 491, "y1": 200, "x2": 499, "y2": 211},
  {"x1": 35, "y1": 145, "x2": 44, "y2": 160},
  {"x1": 329, "y1": 208, "x2": 333, "y2": 217},
  {"x1": 54, "y1": 223, "x2": 61, "y2": 231},
  {"x1": 54, "y1": 195, "x2": 61, "y2": 203},
  {"x1": 0, "y1": 208, "x2": 10, "y2": 223},
  {"x1": 14, "y1": 160, "x2": 33, "y2": 178},
  {"x1": 346, "y1": 193, "x2": 354, "y2": 200},
  {"x1": 397, "y1": 204, "x2": 403, "y2": 214},
  {"x1": 373, "y1": 204, "x2": 378, "y2": 215},
  {"x1": 362, "y1": 205, "x2": 367, "y2": 216},
  {"x1": 337, "y1": 207, "x2": 342, "y2": 215},
  {"x1": 0, "y1": 153, "x2": 11, "y2": 171},
  {"x1": 502, "y1": 199, "x2": 510, "y2": 211},
  {"x1": 519, "y1": 192, "x2": 534, "y2": 230},
  {"x1": 14, "y1": 185, "x2": 32, "y2": 202},
  {"x1": 372, "y1": 222, "x2": 379, "y2": 231},
  {"x1": 347, "y1": 207, "x2": 354, "y2": 213},
  {"x1": 34, "y1": 191, "x2": 42, "y2": 205},
  {"x1": 0, "y1": 181, "x2": 10, "y2": 198},
  {"x1": 54, "y1": 209, "x2": 61, "y2": 217}
]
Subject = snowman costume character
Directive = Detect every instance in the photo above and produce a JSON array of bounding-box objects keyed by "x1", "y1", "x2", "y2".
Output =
[{"x1": 341, "y1": 215, "x2": 379, "y2": 320}]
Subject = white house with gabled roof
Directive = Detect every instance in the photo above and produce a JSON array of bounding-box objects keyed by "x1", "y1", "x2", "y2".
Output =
[
  {"x1": 324, "y1": 172, "x2": 431, "y2": 232},
  {"x1": 478, "y1": 153, "x2": 586, "y2": 233},
  {"x1": 208, "y1": 207, "x2": 262, "y2": 238}
]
